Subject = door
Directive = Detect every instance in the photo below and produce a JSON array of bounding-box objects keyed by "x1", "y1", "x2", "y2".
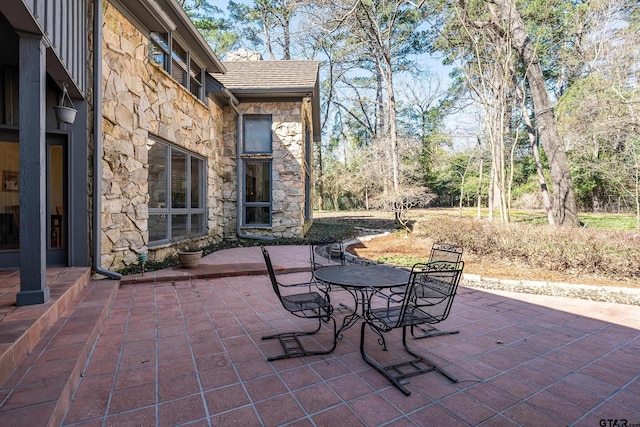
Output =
[
  {"x1": 0, "y1": 131, "x2": 68, "y2": 268},
  {"x1": 47, "y1": 134, "x2": 67, "y2": 265}
]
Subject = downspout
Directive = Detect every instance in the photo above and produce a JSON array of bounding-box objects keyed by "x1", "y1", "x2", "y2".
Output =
[
  {"x1": 224, "y1": 88, "x2": 274, "y2": 241},
  {"x1": 92, "y1": 0, "x2": 121, "y2": 279}
]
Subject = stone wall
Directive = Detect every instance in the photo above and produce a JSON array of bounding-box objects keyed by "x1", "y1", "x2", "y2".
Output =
[
  {"x1": 222, "y1": 99, "x2": 312, "y2": 240},
  {"x1": 100, "y1": 3, "x2": 224, "y2": 270}
]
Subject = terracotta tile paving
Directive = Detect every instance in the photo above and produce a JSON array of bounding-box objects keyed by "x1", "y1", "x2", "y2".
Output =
[{"x1": 0, "y1": 245, "x2": 639, "y2": 426}]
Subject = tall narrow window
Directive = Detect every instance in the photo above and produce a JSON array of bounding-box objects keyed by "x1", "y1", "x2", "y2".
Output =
[
  {"x1": 147, "y1": 137, "x2": 205, "y2": 244},
  {"x1": 149, "y1": 32, "x2": 169, "y2": 69},
  {"x1": 171, "y1": 41, "x2": 188, "y2": 87},
  {"x1": 189, "y1": 62, "x2": 202, "y2": 99},
  {"x1": 243, "y1": 115, "x2": 272, "y2": 226},
  {"x1": 244, "y1": 161, "x2": 271, "y2": 226}
]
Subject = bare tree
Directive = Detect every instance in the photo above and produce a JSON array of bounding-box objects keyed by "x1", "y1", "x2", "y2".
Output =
[
  {"x1": 449, "y1": 0, "x2": 579, "y2": 225},
  {"x1": 557, "y1": 0, "x2": 640, "y2": 227}
]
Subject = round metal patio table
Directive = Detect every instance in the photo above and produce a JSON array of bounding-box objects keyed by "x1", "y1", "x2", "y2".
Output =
[{"x1": 313, "y1": 264, "x2": 411, "y2": 340}]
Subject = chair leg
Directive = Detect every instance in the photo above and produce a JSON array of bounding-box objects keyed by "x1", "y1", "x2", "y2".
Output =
[
  {"x1": 360, "y1": 323, "x2": 458, "y2": 396},
  {"x1": 262, "y1": 316, "x2": 337, "y2": 361},
  {"x1": 410, "y1": 324, "x2": 460, "y2": 339},
  {"x1": 360, "y1": 322, "x2": 413, "y2": 395},
  {"x1": 402, "y1": 327, "x2": 458, "y2": 383}
]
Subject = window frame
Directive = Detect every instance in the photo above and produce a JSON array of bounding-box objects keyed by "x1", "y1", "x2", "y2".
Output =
[
  {"x1": 147, "y1": 136, "x2": 207, "y2": 246},
  {"x1": 148, "y1": 32, "x2": 205, "y2": 101},
  {"x1": 242, "y1": 115, "x2": 273, "y2": 227},
  {"x1": 243, "y1": 160, "x2": 272, "y2": 227},
  {"x1": 242, "y1": 114, "x2": 273, "y2": 154}
]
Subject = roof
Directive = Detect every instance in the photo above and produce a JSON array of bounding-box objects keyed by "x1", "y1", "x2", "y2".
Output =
[
  {"x1": 213, "y1": 61, "x2": 319, "y2": 97},
  {"x1": 212, "y1": 60, "x2": 322, "y2": 141}
]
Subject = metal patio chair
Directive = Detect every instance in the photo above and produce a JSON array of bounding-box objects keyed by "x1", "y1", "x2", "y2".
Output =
[
  {"x1": 360, "y1": 261, "x2": 464, "y2": 395},
  {"x1": 261, "y1": 246, "x2": 337, "y2": 361},
  {"x1": 391, "y1": 242, "x2": 464, "y2": 339},
  {"x1": 309, "y1": 241, "x2": 345, "y2": 272},
  {"x1": 429, "y1": 242, "x2": 464, "y2": 264}
]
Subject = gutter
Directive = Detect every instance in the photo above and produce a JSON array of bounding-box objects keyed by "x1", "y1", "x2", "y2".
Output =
[
  {"x1": 92, "y1": 0, "x2": 122, "y2": 280},
  {"x1": 224, "y1": 88, "x2": 274, "y2": 242}
]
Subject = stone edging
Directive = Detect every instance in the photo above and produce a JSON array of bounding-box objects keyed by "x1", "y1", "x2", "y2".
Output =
[{"x1": 339, "y1": 233, "x2": 640, "y2": 307}]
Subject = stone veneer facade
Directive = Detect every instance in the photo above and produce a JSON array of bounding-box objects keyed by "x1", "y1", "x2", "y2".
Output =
[
  {"x1": 99, "y1": 3, "x2": 224, "y2": 270},
  {"x1": 96, "y1": 3, "x2": 312, "y2": 271},
  {"x1": 221, "y1": 100, "x2": 313, "y2": 240}
]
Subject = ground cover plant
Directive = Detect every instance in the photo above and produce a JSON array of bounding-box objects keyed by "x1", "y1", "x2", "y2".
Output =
[
  {"x1": 316, "y1": 208, "x2": 640, "y2": 288},
  {"x1": 411, "y1": 215, "x2": 640, "y2": 281}
]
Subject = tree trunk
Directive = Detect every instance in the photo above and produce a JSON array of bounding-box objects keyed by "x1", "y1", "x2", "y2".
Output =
[
  {"x1": 316, "y1": 138, "x2": 324, "y2": 210},
  {"x1": 283, "y1": 15, "x2": 291, "y2": 60},
  {"x1": 383, "y1": 61, "x2": 399, "y2": 192},
  {"x1": 376, "y1": 63, "x2": 384, "y2": 135},
  {"x1": 477, "y1": 136, "x2": 483, "y2": 219},
  {"x1": 489, "y1": 0, "x2": 579, "y2": 226},
  {"x1": 517, "y1": 82, "x2": 555, "y2": 225},
  {"x1": 488, "y1": 159, "x2": 495, "y2": 220}
]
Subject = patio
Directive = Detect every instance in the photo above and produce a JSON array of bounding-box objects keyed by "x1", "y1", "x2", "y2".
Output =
[{"x1": 0, "y1": 245, "x2": 639, "y2": 426}]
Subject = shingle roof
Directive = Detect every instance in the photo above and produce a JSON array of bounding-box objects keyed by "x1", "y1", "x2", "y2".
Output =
[{"x1": 213, "y1": 60, "x2": 318, "y2": 93}]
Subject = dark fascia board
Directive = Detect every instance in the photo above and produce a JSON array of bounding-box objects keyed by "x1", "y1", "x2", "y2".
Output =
[
  {"x1": 0, "y1": 3, "x2": 85, "y2": 98},
  {"x1": 111, "y1": 0, "x2": 226, "y2": 74},
  {"x1": 230, "y1": 88, "x2": 316, "y2": 99},
  {"x1": 0, "y1": 3, "x2": 42, "y2": 34},
  {"x1": 312, "y1": 76, "x2": 321, "y2": 142},
  {"x1": 205, "y1": 75, "x2": 227, "y2": 108},
  {"x1": 159, "y1": 0, "x2": 226, "y2": 74}
]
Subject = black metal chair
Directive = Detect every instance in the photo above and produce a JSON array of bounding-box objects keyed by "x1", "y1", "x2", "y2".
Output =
[
  {"x1": 360, "y1": 261, "x2": 464, "y2": 395},
  {"x1": 391, "y1": 242, "x2": 464, "y2": 339},
  {"x1": 429, "y1": 242, "x2": 464, "y2": 264},
  {"x1": 309, "y1": 242, "x2": 346, "y2": 289},
  {"x1": 409, "y1": 259, "x2": 464, "y2": 339},
  {"x1": 261, "y1": 246, "x2": 337, "y2": 361},
  {"x1": 309, "y1": 241, "x2": 345, "y2": 272}
]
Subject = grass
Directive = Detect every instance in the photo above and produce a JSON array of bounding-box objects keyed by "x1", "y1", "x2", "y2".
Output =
[
  {"x1": 579, "y1": 213, "x2": 638, "y2": 230},
  {"x1": 375, "y1": 255, "x2": 430, "y2": 266},
  {"x1": 426, "y1": 208, "x2": 638, "y2": 230}
]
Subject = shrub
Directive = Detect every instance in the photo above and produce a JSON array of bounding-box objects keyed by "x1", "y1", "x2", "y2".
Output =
[{"x1": 413, "y1": 216, "x2": 640, "y2": 280}]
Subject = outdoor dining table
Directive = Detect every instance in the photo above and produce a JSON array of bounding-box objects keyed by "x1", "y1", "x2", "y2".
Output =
[{"x1": 313, "y1": 264, "x2": 411, "y2": 340}]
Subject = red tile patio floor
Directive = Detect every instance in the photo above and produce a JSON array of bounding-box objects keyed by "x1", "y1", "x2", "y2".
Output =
[{"x1": 1, "y1": 245, "x2": 640, "y2": 426}]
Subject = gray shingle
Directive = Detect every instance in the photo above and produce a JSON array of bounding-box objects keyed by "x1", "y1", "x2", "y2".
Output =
[{"x1": 213, "y1": 60, "x2": 318, "y2": 91}]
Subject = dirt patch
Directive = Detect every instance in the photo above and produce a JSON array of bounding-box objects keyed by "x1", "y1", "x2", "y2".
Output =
[{"x1": 315, "y1": 210, "x2": 638, "y2": 289}]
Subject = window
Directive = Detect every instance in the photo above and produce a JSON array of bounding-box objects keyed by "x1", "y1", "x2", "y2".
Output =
[
  {"x1": 147, "y1": 137, "x2": 205, "y2": 244},
  {"x1": 171, "y1": 41, "x2": 188, "y2": 87},
  {"x1": 189, "y1": 62, "x2": 202, "y2": 99},
  {"x1": 242, "y1": 115, "x2": 272, "y2": 226},
  {"x1": 148, "y1": 32, "x2": 204, "y2": 101},
  {"x1": 149, "y1": 32, "x2": 169, "y2": 69},
  {"x1": 244, "y1": 161, "x2": 271, "y2": 226},
  {"x1": 243, "y1": 115, "x2": 272, "y2": 153}
]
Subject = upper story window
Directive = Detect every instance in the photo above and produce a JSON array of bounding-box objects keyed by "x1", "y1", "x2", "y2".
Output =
[
  {"x1": 171, "y1": 41, "x2": 188, "y2": 87},
  {"x1": 148, "y1": 32, "x2": 205, "y2": 101},
  {"x1": 149, "y1": 33, "x2": 169, "y2": 69},
  {"x1": 243, "y1": 115, "x2": 272, "y2": 153},
  {"x1": 190, "y1": 62, "x2": 202, "y2": 99}
]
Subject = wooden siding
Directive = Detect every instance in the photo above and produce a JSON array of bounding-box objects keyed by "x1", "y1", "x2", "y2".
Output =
[{"x1": 25, "y1": 0, "x2": 87, "y2": 95}]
